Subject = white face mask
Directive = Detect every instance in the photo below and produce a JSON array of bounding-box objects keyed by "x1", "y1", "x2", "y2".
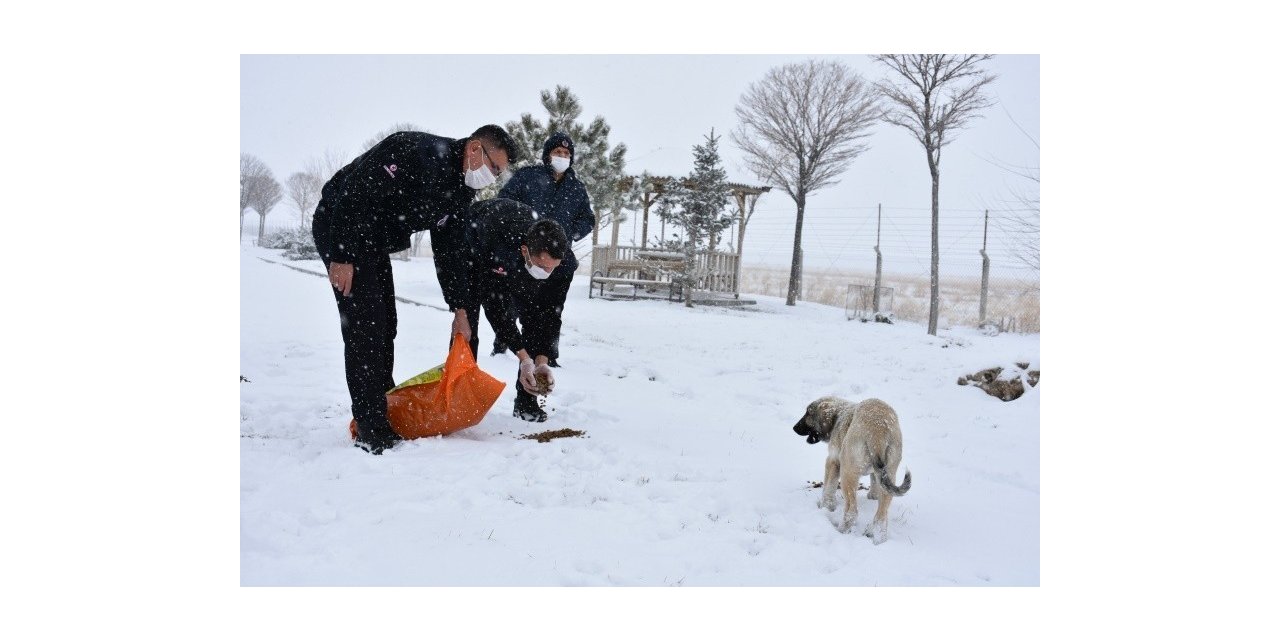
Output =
[
  {"x1": 523, "y1": 248, "x2": 553, "y2": 279},
  {"x1": 525, "y1": 262, "x2": 552, "y2": 280},
  {"x1": 464, "y1": 145, "x2": 498, "y2": 189},
  {"x1": 549, "y1": 156, "x2": 571, "y2": 174}
]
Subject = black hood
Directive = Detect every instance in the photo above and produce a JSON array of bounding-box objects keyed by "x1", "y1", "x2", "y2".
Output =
[{"x1": 541, "y1": 132, "x2": 575, "y2": 168}]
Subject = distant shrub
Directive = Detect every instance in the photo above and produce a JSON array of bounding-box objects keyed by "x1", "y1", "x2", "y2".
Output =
[{"x1": 263, "y1": 228, "x2": 318, "y2": 261}]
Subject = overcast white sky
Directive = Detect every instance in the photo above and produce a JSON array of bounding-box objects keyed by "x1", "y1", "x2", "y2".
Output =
[
  {"x1": 242, "y1": 54, "x2": 1039, "y2": 276},
  {"x1": 12, "y1": 0, "x2": 1270, "y2": 634}
]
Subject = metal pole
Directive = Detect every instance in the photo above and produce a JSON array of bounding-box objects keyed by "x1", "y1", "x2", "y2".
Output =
[
  {"x1": 979, "y1": 209, "x2": 991, "y2": 325},
  {"x1": 873, "y1": 203, "x2": 883, "y2": 313}
]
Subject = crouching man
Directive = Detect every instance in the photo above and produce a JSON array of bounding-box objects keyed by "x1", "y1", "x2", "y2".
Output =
[{"x1": 449, "y1": 197, "x2": 570, "y2": 422}]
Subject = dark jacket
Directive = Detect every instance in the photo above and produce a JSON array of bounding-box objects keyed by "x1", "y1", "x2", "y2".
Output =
[
  {"x1": 459, "y1": 199, "x2": 557, "y2": 356},
  {"x1": 497, "y1": 134, "x2": 593, "y2": 272},
  {"x1": 312, "y1": 131, "x2": 475, "y2": 266}
]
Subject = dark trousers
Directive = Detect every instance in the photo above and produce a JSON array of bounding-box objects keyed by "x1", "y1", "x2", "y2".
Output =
[{"x1": 322, "y1": 252, "x2": 398, "y2": 440}]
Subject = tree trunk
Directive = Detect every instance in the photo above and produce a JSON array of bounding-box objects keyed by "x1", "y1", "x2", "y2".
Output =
[
  {"x1": 684, "y1": 231, "x2": 698, "y2": 308},
  {"x1": 787, "y1": 195, "x2": 806, "y2": 306},
  {"x1": 240, "y1": 210, "x2": 245, "y2": 239},
  {"x1": 641, "y1": 196, "x2": 651, "y2": 249},
  {"x1": 258, "y1": 213, "x2": 267, "y2": 246},
  {"x1": 610, "y1": 206, "x2": 621, "y2": 248},
  {"x1": 928, "y1": 161, "x2": 940, "y2": 336}
]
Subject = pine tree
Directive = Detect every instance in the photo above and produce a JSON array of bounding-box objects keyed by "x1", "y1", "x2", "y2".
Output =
[{"x1": 655, "y1": 129, "x2": 732, "y2": 307}]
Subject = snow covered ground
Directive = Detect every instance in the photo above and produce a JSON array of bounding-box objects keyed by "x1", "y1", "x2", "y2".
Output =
[{"x1": 240, "y1": 243, "x2": 1039, "y2": 586}]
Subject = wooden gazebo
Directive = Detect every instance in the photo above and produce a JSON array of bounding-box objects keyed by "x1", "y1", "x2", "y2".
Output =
[{"x1": 589, "y1": 178, "x2": 771, "y2": 300}]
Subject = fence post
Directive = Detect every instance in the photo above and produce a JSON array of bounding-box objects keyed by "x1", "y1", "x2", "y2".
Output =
[
  {"x1": 874, "y1": 203, "x2": 883, "y2": 313},
  {"x1": 979, "y1": 209, "x2": 991, "y2": 325}
]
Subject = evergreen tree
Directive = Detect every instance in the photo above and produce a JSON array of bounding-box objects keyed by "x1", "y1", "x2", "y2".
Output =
[{"x1": 655, "y1": 129, "x2": 732, "y2": 307}]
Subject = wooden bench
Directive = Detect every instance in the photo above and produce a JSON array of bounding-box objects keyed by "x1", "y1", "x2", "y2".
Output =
[
  {"x1": 588, "y1": 273, "x2": 677, "y2": 300},
  {"x1": 603, "y1": 260, "x2": 649, "y2": 278}
]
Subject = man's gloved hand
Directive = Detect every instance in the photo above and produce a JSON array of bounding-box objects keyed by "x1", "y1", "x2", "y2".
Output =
[
  {"x1": 518, "y1": 358, "x2": 538, "y2": 393},
  {"x1": 533, "y1": 363, "x2": 555, "y2": 394}
]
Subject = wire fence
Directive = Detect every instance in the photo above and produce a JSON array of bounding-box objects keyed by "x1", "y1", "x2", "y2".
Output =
[
  {"x1": 247, "y1": 204, "x2": 1041, "y2": 334},
  {"x1": 738, "y1": 265, "x2": 1038, "y2": 333},
  {"x1": 726, "y1": 204, "x2": 1038, "y2": 333}
]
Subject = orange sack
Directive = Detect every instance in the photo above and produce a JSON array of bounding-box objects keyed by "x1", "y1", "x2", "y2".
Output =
[{"x1": 349, "y1": 333, "x2": 506, "y2": 440}]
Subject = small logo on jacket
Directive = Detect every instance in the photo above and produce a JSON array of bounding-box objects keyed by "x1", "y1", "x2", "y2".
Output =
[
  {"x1": 492, "y1": 266, "x2": 507, "y2": 276},
  {"x1": 383, "y1": 164, "x2": 398, "y2": 178}
]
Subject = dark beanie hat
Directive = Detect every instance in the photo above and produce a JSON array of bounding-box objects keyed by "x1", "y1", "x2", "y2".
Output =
[{"x1": 541, "y1": 132, "x2": 575, "y2": 167}]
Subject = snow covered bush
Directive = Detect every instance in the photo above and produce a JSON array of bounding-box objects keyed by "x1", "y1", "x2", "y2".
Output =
[{"x1": 262, "y1": 227, "x2": 318, "y2": 261}]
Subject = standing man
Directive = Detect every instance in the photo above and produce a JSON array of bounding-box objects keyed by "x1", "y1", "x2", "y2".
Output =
[
  {"x1": 312, "y1": 125, "x2": 520, "y2": 454},
  {"x1": 449, "y1": 198, "x2": 570, "y2": 422},
  {"x1": 492, "y1": 132, "x2": 594, "y2": 367}
]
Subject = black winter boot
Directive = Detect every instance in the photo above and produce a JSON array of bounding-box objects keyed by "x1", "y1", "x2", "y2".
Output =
[
  {"x1": 354, "y1": 423, "x2": 401, "y2": 455},
  {"x1": 513, "y1": 394, "x2": 548, "y2": 423}
]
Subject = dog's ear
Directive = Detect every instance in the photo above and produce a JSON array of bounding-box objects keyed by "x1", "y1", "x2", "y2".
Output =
[{"x1": 811, "y1": 399, "x2": 839, "y2": 441}]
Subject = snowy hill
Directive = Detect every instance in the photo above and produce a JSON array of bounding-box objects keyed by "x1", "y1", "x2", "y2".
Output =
[{"x1": 240, "y1": 244, "x2": 1039, "y2": 586}]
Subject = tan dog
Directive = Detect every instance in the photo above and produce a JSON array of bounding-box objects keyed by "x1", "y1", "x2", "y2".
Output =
[{"x1": 793, "y1": 396, "x2": 912, "y2": 544}]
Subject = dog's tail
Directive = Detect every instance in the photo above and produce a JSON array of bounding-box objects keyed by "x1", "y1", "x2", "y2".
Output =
[{"x1": 873, "y1": 451, "x2": 912, "y2": 496}]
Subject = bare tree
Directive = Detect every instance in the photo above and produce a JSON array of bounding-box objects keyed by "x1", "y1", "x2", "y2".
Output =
[
  {"x1": 1000, "y1": 184, "x2": 1039, "y2": 275},
  {"x1": 872, "y1": 54, "x2": 997, "y2": 335},
  {"x1": 285, "y1": 171, "x2": 323, "y2": 231},
  {"x1": 240, "y1": 153, "x2": 271, "y2": 238},
  {"x1": 987, "y1": 106, "x2": 1040, "y2": 276},
  {"x1": 246, "y1": 169, "x2": 282, "y2": 245},
  {"x1": 732, "y1": 60, "x2": 881, "y2": 306}
]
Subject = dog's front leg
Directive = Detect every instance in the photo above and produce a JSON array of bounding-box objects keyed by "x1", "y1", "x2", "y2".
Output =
[{"x1": 818, "y1": 457, "x2": 839, "y2": 511}]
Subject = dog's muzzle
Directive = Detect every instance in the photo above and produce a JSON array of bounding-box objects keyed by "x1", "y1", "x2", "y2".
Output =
[{"x1": 794, "y1": 419, "x2": 821, "y2": 444}]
